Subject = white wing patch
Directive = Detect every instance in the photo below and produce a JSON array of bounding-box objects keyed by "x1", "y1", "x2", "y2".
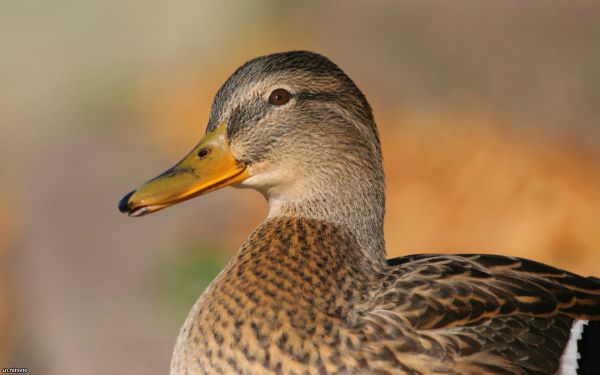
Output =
[{"x1": 557, "y1": 320, "x2": 589, "y2": 375}]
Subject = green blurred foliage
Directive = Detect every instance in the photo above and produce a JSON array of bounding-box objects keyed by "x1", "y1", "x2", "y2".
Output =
[{"x1": 157, "y1": 240, "x2": 230, "y2": 319}]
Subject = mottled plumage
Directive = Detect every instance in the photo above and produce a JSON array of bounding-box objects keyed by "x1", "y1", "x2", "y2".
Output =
[
  {"x1": 171, "y1": 217, "x2": 600, "y2": 374},
  {"x1": 120, "y1": 51, "x2": 600, "y2": 375}
]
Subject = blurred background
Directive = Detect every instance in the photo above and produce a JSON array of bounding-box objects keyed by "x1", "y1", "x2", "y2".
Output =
[{"x1": 1, "y1": 1, "x2": 599, "y2": 373}]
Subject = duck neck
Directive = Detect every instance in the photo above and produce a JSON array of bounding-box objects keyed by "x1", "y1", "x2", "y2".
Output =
[{"x1": 266, "y1": 158, "x2": 386, "y2": 263}]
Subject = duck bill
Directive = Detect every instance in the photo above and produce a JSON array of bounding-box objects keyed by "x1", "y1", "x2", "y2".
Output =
[{"x1": 118, "y1": 123, "x2": 248, "y2": 217}]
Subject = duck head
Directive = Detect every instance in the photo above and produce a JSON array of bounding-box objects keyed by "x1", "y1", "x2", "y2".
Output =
[{"x1": 119, "y1": 51, "x2": 385, "y2": 256}]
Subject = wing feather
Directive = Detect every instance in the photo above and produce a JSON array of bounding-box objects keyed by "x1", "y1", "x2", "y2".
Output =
[
  {"x1": 354, "y1": 254, "x2": 600, "y2": 374},
  {"x1": 378, "y1": 254, "x2": 600, "y2": 330}
]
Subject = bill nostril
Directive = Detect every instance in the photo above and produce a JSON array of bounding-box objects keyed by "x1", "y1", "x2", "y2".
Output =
[
  {"x1": 118, "y1": 190, "x2": 136, "y2": 213},
  {"x1": 198, "y1": 148, "x2": 211, "y2": 158}
]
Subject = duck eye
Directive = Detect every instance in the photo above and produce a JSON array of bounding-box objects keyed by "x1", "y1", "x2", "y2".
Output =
[
  {"x1": 268, "y1": 88, "x2": 291, "y2": 106},
  {"x1": 197, "y1": 148, "x2": 210, "y2": 158}
]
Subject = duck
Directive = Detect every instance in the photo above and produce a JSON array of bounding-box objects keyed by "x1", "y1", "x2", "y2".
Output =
[{"x1": 118, "y1": 51, "x2": 600, "y2": 375}]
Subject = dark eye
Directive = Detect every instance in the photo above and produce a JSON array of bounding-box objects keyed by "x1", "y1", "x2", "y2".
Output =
[
  {"x1": 197, "y1": 148, "x2": 210, "y2": 158},
  {"x1": 268, "y1": 88, "x2": 291, "y2": 106}
]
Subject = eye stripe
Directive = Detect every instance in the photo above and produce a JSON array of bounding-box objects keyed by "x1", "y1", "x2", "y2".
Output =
[
  {"x1": 225, "y1": 90, "x2": 340, "y2": 142},
  {"x1": 296, "y1": 91, "x2": 338, "y2": 102}
]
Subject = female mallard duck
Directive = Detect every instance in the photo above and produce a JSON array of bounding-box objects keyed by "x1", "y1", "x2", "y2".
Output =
[{"x1": 119, "y1": 51, "x2": 600, "y2": 375}]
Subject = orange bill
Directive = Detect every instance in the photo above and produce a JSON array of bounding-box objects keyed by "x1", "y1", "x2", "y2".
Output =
[{"x1": 118, "y1": 123, "x2": 248, "y2": 216}]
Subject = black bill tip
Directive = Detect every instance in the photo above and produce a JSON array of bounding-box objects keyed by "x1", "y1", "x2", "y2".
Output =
[{"x1": 118, "y1": 190, "x2": 136, "y2": 213}]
